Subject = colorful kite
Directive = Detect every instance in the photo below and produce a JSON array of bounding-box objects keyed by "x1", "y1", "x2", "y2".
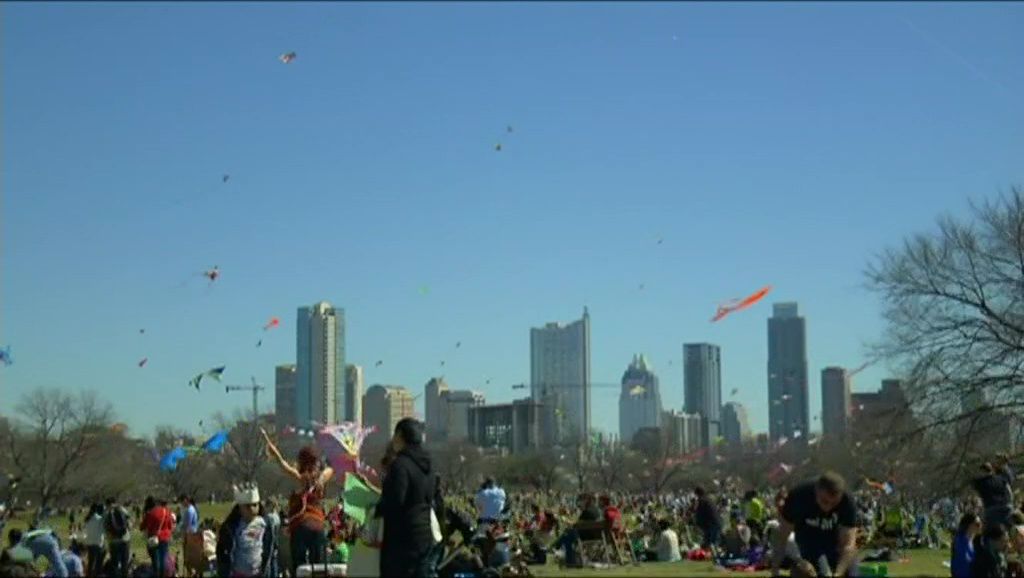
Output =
[
  {"x1": 280, "y1": 52, "x2": 297, "y2": 64},
  {"x1": 711, "y1": 285, "x2": 772, "y2": 322},
  {"x1": 0, "y1": 346, "x2": 12, "y2": 367},
  {"x1": 189, "y1": 366, "x2": 226, "y2": 390},
  {"x1": 159, "y1": 447, "x2": 188, "y2": 472},
  {"x1": 201, "y1": 430, "x2": 229, "y2": 453},
  {"x1": 263, "y1": 317, "x2": 280, "y2": 331},
  {"x1": 342, "y1": 473, "x2": 379, "y2": 525},
  {"x1": 138, "y1": 358, "x2": 148, "y2": 368}
]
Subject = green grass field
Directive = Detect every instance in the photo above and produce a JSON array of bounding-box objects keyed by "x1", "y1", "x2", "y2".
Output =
[{"x1": 5, "y1": 503, "x2": 954, "y2": 576}]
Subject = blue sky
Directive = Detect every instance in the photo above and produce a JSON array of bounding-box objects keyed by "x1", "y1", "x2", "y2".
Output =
[{"x1": 3, "y1": 2, "x2": 1022, "y2": 439}]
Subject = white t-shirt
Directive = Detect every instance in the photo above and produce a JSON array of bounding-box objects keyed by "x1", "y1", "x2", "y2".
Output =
[
  {"x1": 657, "y1": 529, "x2": 682, "y2": 562},
  {"x1": 231, "y1": 516, "x2": 267, "y2": 577},
  {"x1": 83, "y1": 514, "x2": 105, "y2": 548}
]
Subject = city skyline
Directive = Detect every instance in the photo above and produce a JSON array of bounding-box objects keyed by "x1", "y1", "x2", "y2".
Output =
[{"x1": 5, "y1": 4, "x2": 1019, "y2": 438}]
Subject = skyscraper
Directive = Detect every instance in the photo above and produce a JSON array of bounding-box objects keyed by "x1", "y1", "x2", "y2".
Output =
[
  {"x1": 444, "y1": 390, "x2": 486, "y2": 441},
  {"x1": 530, "y1": 307, "x2": 591, "y2": 441},
  {"x1": 768, "y1": 302, "x2": 809, "y2": 442},
  {"x1": 274, "y1": 364, "x2": 297, "y2": 430},
  {"x1": 821, "y1": 367, "x2": 851, "y2": 440},
  {"x1": 684, "y1": 343, "x2": 722, "y2": 449},
  {"x1": 618, "y1": 354, "x2": 663, "y2": 445},
  {"x1": 344, "y1": 364, "x2": 364, "y2": 425},
  {"x1": 296, "y1": 302, "x2": 346, "y2": 427},
  {"x1": 721, "y1": 402, "x2": 750, "y2": 447},
  {"x1": 362, "y1": 384, "x2": 415, "y2": 447},
  {"x1": 424, "y1": 377, "x2": 450, "y2": 441}
]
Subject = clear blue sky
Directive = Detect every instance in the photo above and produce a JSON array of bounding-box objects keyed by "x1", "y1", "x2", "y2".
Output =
[{"x1": 3, "y1": 2, "x2": 1022, "y2": 439}]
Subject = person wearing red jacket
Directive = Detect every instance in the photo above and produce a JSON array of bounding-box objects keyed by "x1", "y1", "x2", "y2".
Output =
[
  {"x1": 600, "y1": 496, "x2": 624, "y2": 538},
  {"x1": 140, "y1": 497, "x2": 176, "y2": 578}
]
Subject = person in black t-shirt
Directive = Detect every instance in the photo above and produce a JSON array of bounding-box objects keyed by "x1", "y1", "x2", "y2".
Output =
[{"x1": 772, "y1": 472, "x2": 859, "y2": 578}]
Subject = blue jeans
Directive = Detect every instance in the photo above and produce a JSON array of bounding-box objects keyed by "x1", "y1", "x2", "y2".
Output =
[
  {"x1": 148, "y1": 540, "x2": 169, "y2": 578},
  {"x1": 555, "y1": 529, "x2": 581, "y2": 566},
  {"x1": 27, "y1": 533, "x2": 68, "y2": 578}
]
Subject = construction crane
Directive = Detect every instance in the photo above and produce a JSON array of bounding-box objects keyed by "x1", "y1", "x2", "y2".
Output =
[{"x1": 225, "y1": 377, "x2": 266, "y2": 420}]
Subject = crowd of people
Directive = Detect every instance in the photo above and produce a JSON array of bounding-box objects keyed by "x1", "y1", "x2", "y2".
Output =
[{"x1": 1, "y1": 424, "x2": 1022, "y2": 578}]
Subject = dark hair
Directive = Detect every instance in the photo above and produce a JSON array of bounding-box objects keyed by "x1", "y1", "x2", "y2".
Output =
[
  {"x1": 143, "y1": 496, "x2": 156, "y2": 513},
  {"x1": 984, "y1": 524, "x2": 1007, "y2": 542},
  {"x1": 179, "y1": 495, "x2": 190, "y2": 504},
  {"x1": 483, "y1": 477, "x2": 495, "y2": 489},
  {"x1": 297, "y1": 446, "x2": 320, "y2": 474},
  {"x1": 658, "y1": 519, "x2": 671, "y2": 532},
  {"x1": 694, "y1": 486, "x2": 706, "y2": 498},
  {"x1": 69, "y1": 539, "x2": 82, "y2": 556},
  {"x1": 394, "y1": 418, "x2": 424, "y2": 446},
  {"x1": 815, "y1": 471, "x2": 846, "y2": 495},
  {"x1": 958, "y1": 513, "x2": 981, "y2": 534}
]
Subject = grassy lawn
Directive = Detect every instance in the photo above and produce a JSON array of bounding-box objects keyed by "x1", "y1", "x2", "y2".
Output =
[{"x1": 531, "y1": 549, "x2": 952, "y2": 577}]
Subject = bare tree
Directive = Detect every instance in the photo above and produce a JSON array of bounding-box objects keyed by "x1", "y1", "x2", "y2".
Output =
[
  {"x1": 213, "y1": 411, "x2": 269, "y2": 484},
  {"x1": 866, "y1": 187, "x2": 1024, "y2": 477},
  {"x1": 5, "y1": 388, "x2": 113, "y2": 509}
]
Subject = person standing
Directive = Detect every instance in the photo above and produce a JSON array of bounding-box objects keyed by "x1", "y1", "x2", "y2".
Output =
[
  {"x1": 694, "y1": 486, "x2": 722, "y2": 553},
  {"x1": 951, "y1": 512, "x2": 981, "y2": 578},
  {"x1": 380, "y1": 418, "x2": 440, "y2": 578},
  {"x1": 261, "y1": 428, "x2": 334, "y2": 575},
  {"x1": 140, "y1": 497, "x2": 175, "y2": 578},
  {"x1": 103, "y1": 497, "x2": 131, "y2": 578},
  {"x1": 974, "y1": 455, "x2": 1015, "y2": 531},
  {"x1": 771, "y1": 472, "x2": 859, "y2": 578},
  {"x1": 82, "y1": 503, "x2": 106, "y2": 577},
  {"x1": 217, "y1": 484, "x2": 273, "y2": 578}
]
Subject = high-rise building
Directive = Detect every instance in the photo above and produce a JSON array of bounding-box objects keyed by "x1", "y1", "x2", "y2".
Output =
[
  {"x1": 444, "y1": 390, "x2": 486, "y2": 442},
  {"x1": 344, "y1": 365, "x2": 364, "y2": 425},
  {"x1": 821, "y1": 367, "x2": 851, "y2": 440},
  {"x1": 768, "y1": 302, "x2": 809, "y2": 442},
  {"x1": 530, "y1": 307, "x2": 591, "y2": 441},
  {"x1": 362, "y1": 384, "x2": 415, "y2": 448},
  {"x1": 424, "y1": 377, "x2": 450, "y2": 441},
  {"x1": 468, "y1": 398, "x2": 552, "y2": 454},
  {"x1": 296, "y1": 302, "x2": 346, "y2": 427},
  {"x1": 661, "y1": 410, "x2": 704, "y2": 455},
  {"x1": 684, "y1": 343, "x2": 722, "y2": 449},
  {"x1": 618, "y1": 354, "x2": 663, "y2": 445},
  {"x1": 721, "y1": 402, "x2": 750, "y2": 447},
  {"x1": 274, "y1": 364, "x2": 297, "y2": 430}
]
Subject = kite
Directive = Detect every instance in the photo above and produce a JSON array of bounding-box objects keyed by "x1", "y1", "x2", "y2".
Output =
[
  {"x1": 199, "y1": 420, "x2": 204, "y2": 427},
  {"x1": 139, "y1": 329, "x2": 146, "y2": 334},
  {"x1": 656, "y1": 236, "x2": 664, "y2": 245},
  {"x1": 189, "y1": 366, "x2": 225, "y2": 390},
  {"x1": 342, "y1": 473, "x2": 379, "y2": 525},
  {"x1": 440, "y1": 360, "x2": 445, "y2": 367},
  {"x1": 494, "y1": 143, "x2": 502, "y2": 152},
  {"x1": 374, "y1": 360, "x2": 383, "y2": 367},
  {"x1": 629, "y1": 385, "x2": 646, "y2": 397},
  {"x1": 418, "y1": 286, "x2": 430, "y2": 296},
  {"x1": 710, "y1": 285, "x2": 772, "y2": 322},
  {"x1": 263, "y1": 317, "x2": 280, "y2": 331},
  {"x1": 138, "y1": 358, "x2": 148, "y2": 368},
  {"x1": 512, "y1": 384, "x2": 527, "y2": 390},
  {"x1": 0, "y1": 345, "x2": 13, "y2": 367},
  {"x1": 507, "y1": 125, "x2": 514, "y2": 133},
  {"x1": 222, "y1": 174, "x2": 230, "y2": 184},
  {"x1": 201, "y1": 430, "x2": 229, "y2": 453},
  {"x1": 313, "y1": 422, "x2": 377, "y2": 483},
  {"x1": 455, "y1": 341, "x2": 461, "y2": 349},
  {"x1": 280, "y1": 52, "x2": 297, "y2": 64},
  {"x1": 159, "y1": 447, "x2": 188, "y2": 472},
  {"x1": 256, "y1": 339, "x2": 262, "y2": 348},
  {"x1": 730, "y1": 388, "x2": 738, "y2": 396},
  {"x1": 638, "y1": 283, "x2": 646, "y2": 291},
  {"x1": 203, "y1": 266, "x2": 220, "y2": 283}
]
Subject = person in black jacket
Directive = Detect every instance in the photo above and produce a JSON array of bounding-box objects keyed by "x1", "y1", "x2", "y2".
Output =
[
  {"x1": 381, "y1": 418, "x2": 439, "y2": 578},
  {"x1": 974, "y1": 456, "x2": 1016, "y2": 531},
  {"x1": 694, "y1": 486, "x2": 723, "y2": 553},
  {"x1": 971, "y1": 524, "x2": 1009, "y2": 578}
]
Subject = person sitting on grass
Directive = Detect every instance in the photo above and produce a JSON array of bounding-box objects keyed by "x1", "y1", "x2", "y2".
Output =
[{"x1": 655, "y1": 519, "x2": 681, "y2": 562}]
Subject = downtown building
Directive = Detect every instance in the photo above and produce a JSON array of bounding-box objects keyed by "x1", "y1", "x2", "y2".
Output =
[
  {"x1": 821, "y1": 367, "x2": 852, "y2": 441},
  {"x1": 684, "y1": 343, "x2": 722, "y2": 449},
  {"x1": 424, "y1": 377, "x2": 486, "y2": 442},
  {"x1": 362, "y1": 384, "x2": 415, "y2": 448},
  {"x1": 295, "y1": 302, "x2": 346, "y2": 427},
  {"x1": 768, "y1": 303, "x2": 810, "y2": 443},
  {"x1": 345, "y1": 364, "x2": 364, "y2": 425},
  {"x1": 619, "y1": 354, "x2": 663, "y2": 446},
  {"x1": 468, "y1": 398, "x2": 554, "y2": 455},
  {"x1": 530, "y1": 308, "x2": 591, "y2": 443},
  {"x1": 274, "y1": 364, "x2": 297, "y2": 430},
  {"x1": 721, "y1": 402, "x2": 750, "y2": 447}
]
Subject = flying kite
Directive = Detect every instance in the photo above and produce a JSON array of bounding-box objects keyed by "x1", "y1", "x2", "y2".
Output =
[
  {"x1": 139, "y1": 329, "x2": 146, "y2": 334},
  {"x1": 256, "y1": 339, "x2": 262, "y2": 348},
  {"x1": 711, "y1": 285, "x2": 772, "y2": 322},
  {"x1": 730, "y1": 388, "x2": 738, "y2": 396},
  {"x1": 203, "y1": 266, "x2": 220, "y2": 283},
  {"x1": 138, "y1": 358, "x2": 148, "y2": 368},
  {"x1": 159, "y1": 447, "x2": 188, "y2": 472},
  {"x1": 263, "y1": 317, "x2": 280, "y2": 331},
  {"x1": 189, "y1": 366, "x2": 225, "y2": 390},
  {"x1": 280, "y1": 52, "x2": 297, "y2": 64},
  {"x1": 418, "y1": 286, "x2": 430, "y2": 296},
  {"x1": 374, "y1": 360, "x2": 383, "y2": 367},
  {"x1": 201, "y1": 430, "x2": 229, "y2": 453},
  {"x1": 455, "y1": 341, "x2": 461, "y2": 349},
  {"x1": 512, "y1": 384, "x2": 527, "y2": 390},
  {"x1": 494, "y1": 143, "x2": 502, "y2": 152},
  {"x1": 506, "y1": 125, "x2": 514, "y2": 133},
  {"x1": 0, "y1": 346, "x2": 12, "y2": 367},
  {"x1": 222, "y1": 174, "x2": 230, "y2": 184}
]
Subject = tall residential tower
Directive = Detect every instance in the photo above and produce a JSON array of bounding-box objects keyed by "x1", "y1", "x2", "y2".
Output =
[
  {"x1": 530, "y1": 308, "x2": 591, "y2": 441},
  {"x1": 768, "y1": 303, "x2": 809, "y2": 442},
  {"x1": 296, "y1": 302, "x2": 346, "y2": 427}
]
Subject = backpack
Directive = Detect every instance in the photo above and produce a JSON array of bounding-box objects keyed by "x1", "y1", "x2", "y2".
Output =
[{"x1": 106, "y1": 507, "x2": 127, "y2": 537}]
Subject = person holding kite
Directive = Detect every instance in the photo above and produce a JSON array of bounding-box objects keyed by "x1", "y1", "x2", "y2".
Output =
[{"x1": 260, "y1": 427, "x2": 334, "y2": 576}]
